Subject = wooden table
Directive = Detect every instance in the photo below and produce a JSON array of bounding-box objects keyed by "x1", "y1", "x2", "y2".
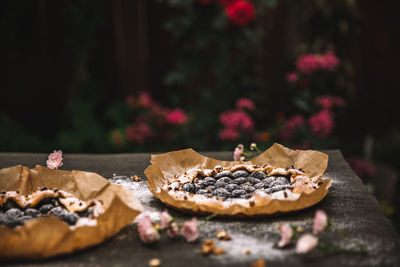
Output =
[{"x1": 0, "y1": 150, "x2": 399, "y2": 267}]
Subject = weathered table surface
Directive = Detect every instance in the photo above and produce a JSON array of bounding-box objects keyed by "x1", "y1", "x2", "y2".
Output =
[{"x1": 0, "y1": 150, "x2": 399, "y2": 267}]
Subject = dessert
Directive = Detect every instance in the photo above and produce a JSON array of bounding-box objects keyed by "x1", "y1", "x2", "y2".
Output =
[
  {"x1": 0, "y1": 187, "x2": 104, "y2": 228},
  {"x1": 145, "y1": 143, "x2": 331, "y2": 217}
]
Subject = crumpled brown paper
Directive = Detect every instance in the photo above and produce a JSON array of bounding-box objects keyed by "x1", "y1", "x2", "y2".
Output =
[
  {"x1": 0, "y1": 165, "x2": 143, "y2": 260},
  {"x1": 145, "y1": 143, "x2": 331, "y2": 217}
]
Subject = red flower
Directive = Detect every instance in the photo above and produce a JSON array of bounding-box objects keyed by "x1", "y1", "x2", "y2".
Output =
[
  {"x1": 219, "y1": 110, "x2": 254, "y2": 131},
  {"x1": 279, "y1": 114, "x2": 304, "y2": 141},
  {"x1": 226, "y1": 0, "x2": 255, "y2": 27},
  {"x1": 318, "y1": 51, "x2": 340, "y2": 71},
  {"x1": 316, "y1": 95, "x2": 346, "y2": 109},
  {"x1": 219, "y1": 127, "x2": 240, "y2": 140},
  {"x1": 285, "y1": 72, "x2": 298, "y2": 83},
  {"x1": 308, "y1": 109, "x2": 334, "y2": 138},
  {"x1": 125, "y1": 122, "x2": 152, "y2": 143},
  {"x1": 236, "y1": 98, "x2": 255, "y2": 110},
  {"x1": 296, "y1": 54, "x2": 319, "y2": 74},
  {"x1": 165, "y1": 108, "x2": 188, "y2": 125}
]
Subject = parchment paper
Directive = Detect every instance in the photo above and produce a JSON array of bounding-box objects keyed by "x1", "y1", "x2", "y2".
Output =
[
  {"x1": 0, "y1": 165, "x2": 143, "y2": 260},
  {"x1": 145, "y1": 143, "x2": 331, "y2": 217}
]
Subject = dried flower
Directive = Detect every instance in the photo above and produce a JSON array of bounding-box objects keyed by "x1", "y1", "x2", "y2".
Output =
[
  {"x1": 295, "y1": 234, "x2": 318, "y2": 254},
  {"x1": 226, "y1": 0, "x2": 255, "y2": 27},
  {"x1": 138, "y1": 215, "x2": 160, "y2": 244},
  {"x1": 277, "y1": 223, "x2": 293, "y2": 247},
  {"x1": 313, "y1": 210, "x2": 328, "y2": 235},
  {"x1": 160, "y1": 210, "x2": 173, "y2": 229},
  {"x1": 167, "y1": 222, "x2": 180, "y2": 239},
  {"x1": 46, "y1": 150, "x2": 63, "y2": 169},
  {"x1": 233, "y1": 144, "x2": 244, "y2": 161},
  {"x1": 181, "y1": 218, "x2": 199, "y2": 242}
]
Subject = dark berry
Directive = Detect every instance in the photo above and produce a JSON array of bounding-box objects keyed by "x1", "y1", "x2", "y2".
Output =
[
  {"x1": 218, "y1": 177, "x2": 232, "y2": 184},
  {"x1": 246, "y1": 177, "x2": 261, "y2": 185},
  {"x1": 18, "y1": 216, "x2": 33, "y2": 223},
  {"x1": 81, "y1": 208, "x2": 94, "y2": 217},
  {"x1": 194, "y1": 183, "x2": 203, "y2": 192},
  {"x1": 214, "y1": 180, "x2": 227, "y2": 188},
  {"x1": 204, "y1": 177, "x2": 216, "y2": 186},
  {"x1": 214, "y1": 171, "x2": 233, "y2": 180},
  {"x1": 39, "y1": 204, "x2": 54, "y2": 214},
  {"x1": 232, "y1": 177, "x2": 247, "y2": 185},
  {"x1": 232, "y1": 170, "x2": 250, "y2": 179},
  {"x1": 231, "y1": 189, "x2": 247, "y2": 198},
  {"x1": 254, "y1": 183, "x2": 265, "y2": 189},
  {"x1": 63, "y1": 213, "x2": 79, "y2": 225},
  {"x1": 5, "y1": 208, "x2": 23, "y2": 218},
  {"x1": 225, "y1": 184, "x2": 239, "y2": 192},
  {"x1": 213, "y1": 188, "x2": 230, "y2": 198},
  {"x1": 250, "y1": 171, "x2": 268, "y2": 180},
  {"x1": 240, "y1": 184, "x2": 255, "y2": 193},
  {"x1": 49, "y1": 207, "x2": 67, "y2": 217},
  {"x1": 24, "y1": 208, "x2": 40, "y2": 217},
  {"x1": 264, "y1": 185, "x2": 288, "y2": 194},
  {"x1": 262, "y1": 177, "x2": 275, "y2": 187},
  {"x1": 3, "y1": 200, "x2": 19, "y2": 211},
  {"x1": 273, "y1": 177, "x2": 290, "y2": 185},
  {"x1": 197, "y1": 189, "x2": 208, "y2": 195},
  {"x1": 183, "y1": 183, "x2": 195, "y2": 193}
]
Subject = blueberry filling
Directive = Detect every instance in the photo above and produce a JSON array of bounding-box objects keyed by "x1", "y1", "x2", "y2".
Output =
[{"x1": 181, "y1": 168, "x2": 294, "y2": 199}]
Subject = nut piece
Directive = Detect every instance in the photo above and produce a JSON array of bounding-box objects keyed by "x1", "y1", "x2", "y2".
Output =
[
  {"x1": 202, "y1": 240, "x2": 215, "y2": 255},
  {"x1": 148, "y1": 258, "x2": 161, "y2": 267},
  {"x1": 251, "y1": 259, "x2": 266, "y2": 267},
  {"x1": 216, "y1": 230, "x2": 231, "y2": 241},
  {"x1": 132, "y1": 175, "x2": 142, "y2": 182},
  {"x1": 243, "y1": 248, "x2": 251, "y2": 255},
  {"x1": 213, "y1": 248, "x2": 226, "y2": 255}
]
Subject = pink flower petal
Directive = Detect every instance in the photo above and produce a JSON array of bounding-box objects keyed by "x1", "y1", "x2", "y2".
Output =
[
  {"x1": 233, "y1": 144, "x2": 244, "y2": 161},
  {"x1": 160, "y1": 210, "x2": 173, "y2": 229},
  {"x1": 46, "y1": 150, "x2": 63, "y2": 169},
  {"x1": 313, "y1": 210, "x2": 328, "y2": 235},
  {"x1": 181, "y1": 217, "x2": 199, "y2": 242},
  {"x1": 138, "y1": 215, "x2": 160, "y2": 243},
  {"x1": 278, "y1": 223, "x2": 293, "y2": 247},
  {"x1": 296, "y1": 234, "x2": 318, "y2": 254}
]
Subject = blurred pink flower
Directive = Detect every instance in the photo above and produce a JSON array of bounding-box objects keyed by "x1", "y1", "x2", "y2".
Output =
[
  {"x1": 296, "y1": 54, "x2": 319, "y2": 74},
  {"x1": 233, "y1": 144, "x2": 244, "y2": 161},
  {"x1": 165, "y1": 108, "x2": 188, "y2": 125},
  {"x1": 309, "y1": 110, "x2": 335, "y2": 138},
  {"x1": 47, "y1": 150, "x2": 63, "y2": 169},
  {"x1": 296, "y1": 234, "x2": 318, "y2": 254},
  {"x1": 160, "y1": 210, "x2": 173, "y2": 229},
  {"x1": 316, "y1": 95, "x2": 346, "y2": 109},
  {"x1": 313, "y1": 210, "x2": 328, "y2": 235},
  {"x1": 219, "y1": 127, "x2": 240, "y2": 140},
  {"x1": 278, "y1": 223, "x2": 293, "y2": 247},
  {"x1": 318, "y1": 51, "x2": 340, "y2": 71},
  {"x1": 126, "y1": 122, "x2": 152, "y2": 143},
  {"x1": 138, "y1": 215, "x2": 160, "y2": 243},
  {"x1": 181, "y1": 218, "x2": 199, "y2": 242},
  {"x1": 347, "y1": 157, "x2": 376, "y2": 179},
  {"x1": 219, "y1": 110, "x2": 254, "y2": 131},
  {"x1": 285, "y1": 72, "x2": 298, "y2": 83},
  {"x1": 167, "y1": 222, "x2": 180, "y2": 239},
  {"x1": 138, "y1": 91, "x2": 153, "y2": 108},
  {"x1": 279, "y1": 114, "x2": 305, "y2": 141},
  {"x1": 236, "y1": 98, "x2": 255, "y2": 110}
]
